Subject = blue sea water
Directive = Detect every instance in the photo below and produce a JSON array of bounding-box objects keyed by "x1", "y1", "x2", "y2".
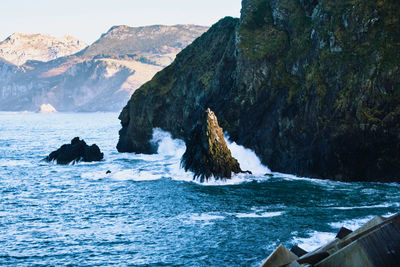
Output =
[{"x1": 0, "y1": 112, "x2": 399, "y2": 266}]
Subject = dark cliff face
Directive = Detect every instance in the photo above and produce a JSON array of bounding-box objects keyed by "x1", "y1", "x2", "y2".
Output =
[{"x1": 117, "y1": 1, "x2": 400, "y2": 182}]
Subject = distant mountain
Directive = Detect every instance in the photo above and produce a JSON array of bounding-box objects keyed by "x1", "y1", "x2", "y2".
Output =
[
  {"x1": 0, "y1": 25, "x2": 208, "y2": 111},
  {"x1": 0, "y1": 33, "x2": 87, "y2": 65},
  {"x1": 81, "y1": 24, "x2": 208, "y2": 66}
]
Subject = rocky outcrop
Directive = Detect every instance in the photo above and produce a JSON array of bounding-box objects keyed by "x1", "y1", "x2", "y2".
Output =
[
  {"x1": 117, "y1": 1, "x2": 400, "y2": 182},
  {"x1": 181, "y1": 108, "x2": 242, "y2": 181},
  {"x1": 0, "y1": 25, "x2": 208, "y2": 112},
  {"x1": 45, "y1": 137, "x2": 103, "y2": 164}
]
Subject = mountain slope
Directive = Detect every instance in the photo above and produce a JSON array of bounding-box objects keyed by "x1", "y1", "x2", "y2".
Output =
[
  {"x1": 0, "y1": 33, "x2": 87, "y2": 65},
  {"x1": 81, "y1": 24, "x2": 208, "y2": 66},
  {"x1": 117, "y1": 0, "x2": 400, "y2": 182}
]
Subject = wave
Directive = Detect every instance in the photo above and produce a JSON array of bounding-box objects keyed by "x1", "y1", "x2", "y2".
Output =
[
  {"x1": 328, "y1": 203, "x2": 397, "y2": 210},
  {"x1": 291, "y1": 231, "x2": 336, "y2": 252},
  {"x1": 151, "y1": 129, "x2": 273, "y2": 185},
  {"x1": 150, "y1": 129, "x2": 186, "y2": 158},
  {"x1": 235, "y1": 211, "x2": 283, "y2": 218},
  {"x1": 225, "y1": 134, "x2": 271, "y2": 175},
  {"x1": 183, "y1": 210, "x2": 283, "y2": 223},
  {"x1": 81, "y1": 128, "x2": 398, "y2": 188},
  {"x1": 189, "y1": 213, "x2": 225, "y2": 221},
  {"x1": 96, "y1": 128, "x2": 273, "y2": 185},
  {"x1": 329, "y1": 216, "x2": 374, "y2": 231},
  {"x1": 80, "y1": 129, "x2": 303, "y2": 185},
  {"x1": 81, "y1": 169, "x2": 165, "y2": 182}
]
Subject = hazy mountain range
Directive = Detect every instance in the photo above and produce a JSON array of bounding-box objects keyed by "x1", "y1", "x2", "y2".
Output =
[
  {"x1": 0, "y1": 25, "x2": 208, "y2": 111},
  {"x1": 0, "y1": 33, "x2": 88, "y2": 66}
]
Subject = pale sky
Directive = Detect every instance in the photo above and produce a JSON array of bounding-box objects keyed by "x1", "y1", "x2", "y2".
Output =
[{"x1": 0, "y1": 0, "x2": 242, "y2": 44}]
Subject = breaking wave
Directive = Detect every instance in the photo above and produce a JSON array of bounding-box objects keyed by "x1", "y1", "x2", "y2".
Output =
[
  {"x1": 328, "y1": 216, "x2": 374, "y2": 231},
  {"x1": 225, "y1": 134, "x2": 271, "y2": 175},
  {"x1": 82, "y1": 128, "x2": 274, "y2": 185},
  {"x1": 235, "y1": 211, "x2": 283, "y2": 218},
  {"x1": 292, "y1": 231, "x2": 336, "y2": 252}
]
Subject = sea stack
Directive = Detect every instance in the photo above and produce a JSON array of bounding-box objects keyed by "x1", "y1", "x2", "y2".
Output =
[{"x1": 181, "y1": 108, "x2": 242, "y2": 182}]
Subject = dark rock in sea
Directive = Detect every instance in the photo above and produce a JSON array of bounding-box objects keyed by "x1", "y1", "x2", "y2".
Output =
[
  {"x1": 45, "y1": 137, "x2": 103, "y2": 164},
  {"x1": 181, "y1": 108, "x2": 242, "y2": 182},
  {"x1": 117, "y1": 1, "x2": 400, "y2": 183},
  {"x1": 106, "y1": 170, "x2": 112, "y2": 174}
]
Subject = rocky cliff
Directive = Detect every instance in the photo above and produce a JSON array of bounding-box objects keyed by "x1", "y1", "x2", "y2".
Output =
[
  {"x1": 117, "y1": 0, "x2": 400, "y2": 182},
  {"x1": 0, "y1": 25, "x2": 208, "y2": 111}
]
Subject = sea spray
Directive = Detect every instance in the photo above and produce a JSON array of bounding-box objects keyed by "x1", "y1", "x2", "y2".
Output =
[
  {"x1": 291, "y1": 231, "x2": 336, "y2": 251},
  {"x1": 224, "y1": 134, "x2": 271, "y2": 175},
  {"x1": 87, "y1": 128, "x2": 380, "y2": 186},
  {"x1": 147, "y1": 128, "x2": 273, "y2": 185},
  {"x1": 150, "y1": 128, "x2": 186, "y2": 157}
]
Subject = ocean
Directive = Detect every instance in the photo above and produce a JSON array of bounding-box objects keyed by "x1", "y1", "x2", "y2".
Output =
[{"x1": 0, "y1": 112, "x2": 399, "y2": 266}]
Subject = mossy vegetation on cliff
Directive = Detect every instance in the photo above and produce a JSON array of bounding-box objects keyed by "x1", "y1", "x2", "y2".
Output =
[{"x1": 118, "y1": 0, "x2": 399, "y2": 182}]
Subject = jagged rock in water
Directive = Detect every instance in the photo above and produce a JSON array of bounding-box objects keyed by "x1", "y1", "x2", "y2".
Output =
[
  {"x1": 45, "y1": 137, "x2": 103, "y2": 164},
  {"x1": 181, "y1": 108, "x2": 242, "y2": 182}
]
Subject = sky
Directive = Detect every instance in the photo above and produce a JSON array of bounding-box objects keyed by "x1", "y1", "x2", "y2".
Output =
[{"x1": 0, "y1": 0, "x2": 242, "y2": 44}]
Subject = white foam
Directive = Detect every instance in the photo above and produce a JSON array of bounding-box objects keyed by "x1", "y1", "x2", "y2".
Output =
[
  {"x1": 81, "y1": 171, "x2": 107, "y2": 180},
  {"x1": 188, "y1": 174, "x2": 253, "y2": 186},
  {"x1": 189, "y1": 213, "x2": 225, "y2": 221},
  {"x1": 82, "y1": 169, "x2": 163, "y2": 181},
  {"x1": 112, "y1": 170, "x2": 163, "y2": 181},
  {"x1": 383, "y1": 212, "x2": 398, "y2": 217},
  {"x1": 235, "y1": 211, "x2": 283, "y2": 218},
  {"x1": 150, "y1": 128, "x2": 186, "y2": 157},
  {"x1": 225, "y1": 134, "x2": 271, "y2": 175},
  {"x1": 292, "y1": 231, "x2": 336, "y2": 252},
  {"x1": 329, "y1": 203, "x2": 394, "y2": 210},
  {"x1": 146, "y1": 129, "x2": 270, "y2": 186},
  {"x1": 329, "y1": 216, "x2": 375, "y2": 230}
]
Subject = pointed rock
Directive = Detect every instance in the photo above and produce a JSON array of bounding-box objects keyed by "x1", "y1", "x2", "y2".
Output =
[{"x1": 181, "y1": 108, "x2": 242, "y2": 182}]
